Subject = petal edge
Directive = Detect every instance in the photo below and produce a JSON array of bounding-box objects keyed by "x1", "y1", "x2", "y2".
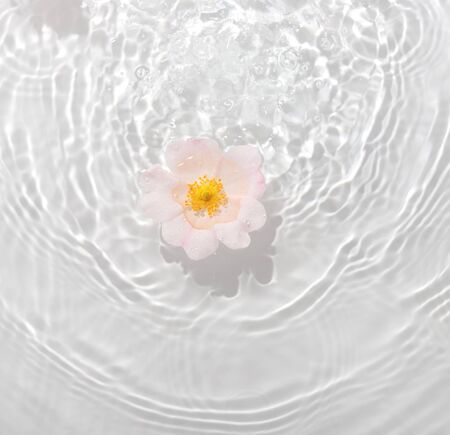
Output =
[
  {"x1": 238, "y1": 197, "x2": 267, "y2": 232},
  {"x1": 182, "y1": 228, "x2": 219, "y2": 260},
  {"x1": 215, "y1": 221, "x2": 251, "y2": 250}
]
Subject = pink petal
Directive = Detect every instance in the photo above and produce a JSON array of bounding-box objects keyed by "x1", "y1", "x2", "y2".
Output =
[
  {"x1": 138, "y1": 192, "x2": 182, "y2": 223},
  {"x1": 238, "y1": 197, "x2": 267, "y2": 232},
  {"x1": 183, "y1": 197, "x2": 240, "y2": 230},
  {"x1": 161, "y1": 214, "x2": 192, "y2": 247},
  {"x1": 215, "y1": 221, "x2": 250, "y2": 250},
  {"x1": 182, "y1": 229, "x2": 218, "y2": 260},
  {"x1": 171, "y1": 182, "x2": 188, "y2": 206},
  {"x1": 216, "y1": 157, "x2": 248, "y2": 197},
  {"x1": 224, "y1": 145, "x2": 262, "y2": 171},
  {"x1": 165, "y1": 138, "x2": 222, "y2": 183},
  {"x1": 248, "y1": 170, "x2": 266, "y2": 199},
  {"x1": 217, "y1": 162, "x2": 266, "y2": 198},
  {"x1": 138, "y1": 166, "x2": 176, "y2": 192},
  {"x1": 137, "y1": 166, "x2": 182, "y2": 222}
]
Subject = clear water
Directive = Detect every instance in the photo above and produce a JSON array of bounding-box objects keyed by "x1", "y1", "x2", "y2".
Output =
[{"x1": 1, "y1": 0, "x2": 450, "y2": 434}]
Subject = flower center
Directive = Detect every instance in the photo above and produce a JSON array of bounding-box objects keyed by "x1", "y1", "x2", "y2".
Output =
[{"x1": 184, "y1": 175, "x2": 228, "y2": 217}]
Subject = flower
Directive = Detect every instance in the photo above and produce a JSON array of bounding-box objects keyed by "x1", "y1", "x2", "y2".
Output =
[{"x1": 138, "y1": 138, "x2": 267, "y2": 260}]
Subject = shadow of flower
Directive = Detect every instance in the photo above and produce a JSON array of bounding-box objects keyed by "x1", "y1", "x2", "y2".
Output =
[{"x1": 160, "y1": 200, "x2": 282, "y2": 297}]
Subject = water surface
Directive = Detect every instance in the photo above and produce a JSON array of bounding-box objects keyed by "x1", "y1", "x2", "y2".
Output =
[{"x1": 1, "y1": 0, "x2": 450, "y2": 434}]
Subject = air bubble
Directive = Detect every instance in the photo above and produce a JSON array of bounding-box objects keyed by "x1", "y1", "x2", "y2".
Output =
[
  {"x1": 299, "y1": 62, "x2": 311, "y2": 75},
  {"x1": 317, "y1": 31, "x2": 340, "y2": 54},
  {"x1": 279, "y1": 48, "x2": 299, "y2": 71},
  {"x1": 313, "y1": 114, "x2": 322, "y2": 123},
  {"x1": 223, "y1": 99, "x2": 234, "y2": 110},
  {"x1": 135, "y1": 65, "x2": 150, "y2": 80}
]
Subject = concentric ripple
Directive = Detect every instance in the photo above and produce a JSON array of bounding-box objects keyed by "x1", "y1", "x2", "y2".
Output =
[{"x1": 0, "y1": 0, "x2": 449, "y2": 434}]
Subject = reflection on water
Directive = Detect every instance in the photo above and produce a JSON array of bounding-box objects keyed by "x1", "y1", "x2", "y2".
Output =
[{"x1": 0, "y1": 0, "x2": 450, "y2": 434}]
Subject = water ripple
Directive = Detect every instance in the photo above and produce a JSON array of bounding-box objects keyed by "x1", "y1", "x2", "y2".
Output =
[{"x1": 1, "y1": 0, "x2": 449, "y2": 434}]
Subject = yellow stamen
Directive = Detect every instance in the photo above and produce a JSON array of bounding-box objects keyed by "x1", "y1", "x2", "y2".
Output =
[{"x1": 184, "y1": 175, "x2": 228, "y2": 217}]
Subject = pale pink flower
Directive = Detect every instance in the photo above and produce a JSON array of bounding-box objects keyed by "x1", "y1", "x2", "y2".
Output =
[{"x1": 138, "y1": 138, "x2": 266, "y2": 260}]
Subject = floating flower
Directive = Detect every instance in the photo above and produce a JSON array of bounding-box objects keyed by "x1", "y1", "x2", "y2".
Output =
[{"x1": 138, "y1": 138, "x2": 266, "y2": 260}]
